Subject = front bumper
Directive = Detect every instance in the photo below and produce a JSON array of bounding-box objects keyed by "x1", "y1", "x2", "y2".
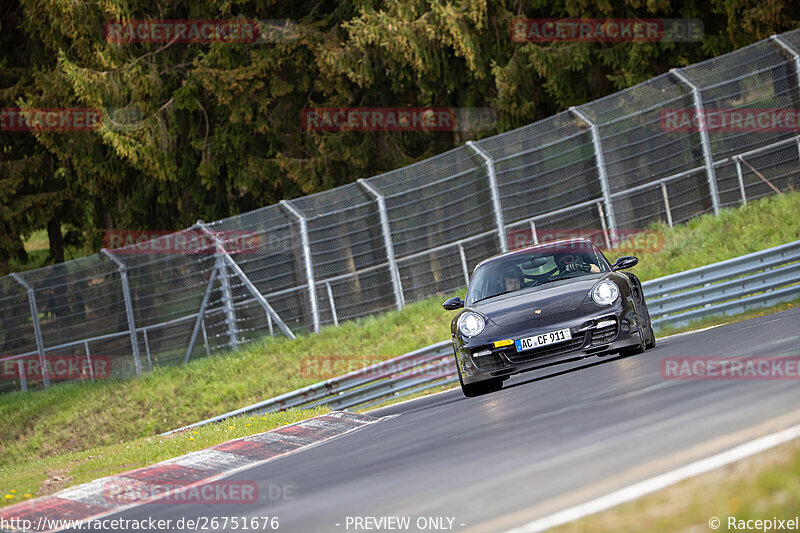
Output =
[{"x1": 455, "y1": 310, "x2": 642, "y2": 385}]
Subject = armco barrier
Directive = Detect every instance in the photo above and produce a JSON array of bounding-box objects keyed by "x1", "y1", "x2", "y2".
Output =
[
  {"x1": 163, "y1": 240, "x2": 800, "y2": 433},
  {"x1": 643, "y1": 240, "x2": 800, "y2": 328}
]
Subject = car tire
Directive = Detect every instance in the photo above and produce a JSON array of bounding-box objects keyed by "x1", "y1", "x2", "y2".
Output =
[
  {"x1": 459, "y1": 374, "x2": 504, "y2": 397},
  {"x1": 640, "y1": 301, "x2": 656, "y2": 349},
  {"x1": 619, "y1": 323, "x2": 646, "y2": 357},
  {"x1": 645, "y1": 323, "x2": 656, "y2": 349}
]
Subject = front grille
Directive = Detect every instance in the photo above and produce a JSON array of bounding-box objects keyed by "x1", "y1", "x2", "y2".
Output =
[
  {"x1": 506, "y1": 336, "x2": 586, "y2": 364},
  {"x1": 472, "y1": 351, "x2": 505, "y2": 372},
  {"x1": 591, "y1": 324, "x2": 618, "y2": 346}
]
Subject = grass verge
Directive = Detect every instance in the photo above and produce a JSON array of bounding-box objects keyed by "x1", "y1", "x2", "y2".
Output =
[
  {"x1": 0, "y1": 407, "x2": 328, "y2": 506},
  {"x1": 1, "y1": 191, "x2": 799, "y2": 505},
  {"x1": 551, "y1": 435, "x2": 800, "y2": 532}
]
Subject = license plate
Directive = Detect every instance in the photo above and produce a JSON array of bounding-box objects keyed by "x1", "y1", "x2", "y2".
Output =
[{"x1": 515, "y1": 328, "x2": 572, "y2": 352}]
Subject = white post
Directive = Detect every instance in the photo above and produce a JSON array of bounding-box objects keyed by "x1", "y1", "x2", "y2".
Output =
[
  {"x1": 670, "y1": 67, "x2": 721, "y2": 215},
  {"x1": 529, "y1": 220, "x2": 539, "y2": 245},
  {"x1": 771, "y1": 35, "x2": 800, "y2": 89},
  {"x1": 466, "y1": 141, "x2": 508, "y2": 253},
  {"x1": 735, "y1": 156, "x2": 747, "y2": 205},
  {"x1": 218, "y1": 257, "x2": 238, "y2": 348},
  {"x1": 661, "y1": 182, "x2": 674, "y2": 227},
  {"x1": 83, "y1": 340, "x2": 94, "y2": 382},
  {"x1": 10, "y1": 273, "x2": 49, "y2": 388},
  {"x1": 280, "y1": 200, "x2": 320, "y2": 333},
  {"x1": 457, "y1": 243, "x2": 469, "y2": 286},
  {"x1": 101, "y1": 249, "x2": 143, "y2": 375},
  {"x1": 357, "y1": 179, "x2": 405, "y2": 310},
  {"x1": 596, "y1": 201, "x2": 611, "y2": 248},
  {"x1": 570, "y1": 107, "x2": 618, "y2": 242},
  {"x1": 325, "y1": 281, "x2": 338, "y2": 326}
]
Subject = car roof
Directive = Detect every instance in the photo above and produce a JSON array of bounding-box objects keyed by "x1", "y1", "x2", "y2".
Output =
[{"x1": 474, "y1": 237, "x2": 601, "y2": 270}]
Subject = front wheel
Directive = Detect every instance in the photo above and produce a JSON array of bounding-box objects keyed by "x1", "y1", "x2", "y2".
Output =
[
  {"x1": 619, "y1": 323, "x2": 646, "y2": 357},
  {"x1": 645, "y1": 323, "x2": 656, "y2": 349},
  {"x1": 459, "y1": 374, "x2": 504, "y2": 397}
]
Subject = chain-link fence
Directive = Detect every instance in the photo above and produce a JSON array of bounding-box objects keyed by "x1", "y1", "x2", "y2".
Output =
[{"x1": 3, "y1": 30, "x2": 800, "y2": 393}]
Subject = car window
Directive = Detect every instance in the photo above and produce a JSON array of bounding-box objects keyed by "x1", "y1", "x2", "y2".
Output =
[{"x1": 466, "y1": 242, "x2": 610, "y2": 305}]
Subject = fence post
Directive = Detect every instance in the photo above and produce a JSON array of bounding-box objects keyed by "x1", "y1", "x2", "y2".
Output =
[
  {"x1": 457, "y1": 243, "x2": 469, "y2": 285},
  {"x1": 770, "y1": 35, "x2": 800, "y2": 167},
  {"x1": 529, "y1": 220, "x2": 539, "y2": 245},
  {"x1": 670, "y1": 68, "x2": 721, "y2": 215},
  {"x1": 101, "y1": 249, "x2": 143, "y2": 376},
  {"x1": 661, "y1": 183, "x2": 674, "y2": 227},
  {"x1": 196, "y1": 221, "x2": 296, "y2": 340},
  {"x1": 83, "y1": 340, "x2": 94, "y2": 382},
  {"x1": 280, "y1": 200, "x2": 320, "y2": 333},
  {"x1": 466, "y1": 141, "x2": 508, "y2": 253},
  {"x1": 18, "y1": 360, "x2": 27, "y2": 392},
  {"x1": 570, "y1": 107, "x2": 618, "y2": 242},
  {"x1": 325, "y1": 282, "x2": 339, "y2": 326},
  {"x1": 142, "y1": 329, "x2": 153, "y2": 371},
  {"x1": 357, "y1": 178, "x2": 405, "y2": 310},
  {"x1": 10, "y1": 273, "x2": 49, "y2": 388},
  {"x1": 218, "y1": 256, "x2": 238, "y2": 348},
  {"x1": 771, "y1": 35, "x2": 800, "y2": 88},
  {"x1": 596, "y1": 202, "x2": 611, "y2": 248},
  {"x1": 735, "y1": 156, "x2": 747, "y2": 205},
  {"x1": 185, "y1": 260, "x2": 219, "y2": 363}
]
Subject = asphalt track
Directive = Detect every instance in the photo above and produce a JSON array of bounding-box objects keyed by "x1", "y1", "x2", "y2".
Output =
[{"x1": 86, "y1": 308, "x2": 800, "y2": 532}]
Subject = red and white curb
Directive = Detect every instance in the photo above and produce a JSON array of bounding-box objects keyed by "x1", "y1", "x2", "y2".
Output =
[{"x1": 0, "y1": 411, "x2": 383, "y2": 532}]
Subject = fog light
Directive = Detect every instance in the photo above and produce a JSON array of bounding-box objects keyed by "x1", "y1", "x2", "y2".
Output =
[
  {"x1": 621, "y1": 322, "x2": 630, "y2": 332},
  {"x1": 473, "y1": 349, "x2": 492, "y2": 357},
  {"x1": 464, "y1": 361, "x2": 473, "y2": 370},
  {"x1": 493, "y1": 339, "x2": 513, "y2": 348}
]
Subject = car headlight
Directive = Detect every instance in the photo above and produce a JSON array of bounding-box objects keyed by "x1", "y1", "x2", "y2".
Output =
[
  {"x1": 592, "y1": 281, "x2": 619, "y2": 306},
  {"x1": 457, "y1": 312, "x2": 486, "y2": 337}
]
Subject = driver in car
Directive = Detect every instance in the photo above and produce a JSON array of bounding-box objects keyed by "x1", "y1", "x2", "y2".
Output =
[
  {"x1": 501, "y1": 265, "x2": 524, "y2": 292},
  {"x1": 555, "y1": 252, "x2": 601, "y2": 274}
]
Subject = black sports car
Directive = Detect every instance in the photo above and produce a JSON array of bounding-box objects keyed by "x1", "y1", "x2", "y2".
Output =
[{"x1": 443, "y1": 237, "x2": 656, "y2": 397}]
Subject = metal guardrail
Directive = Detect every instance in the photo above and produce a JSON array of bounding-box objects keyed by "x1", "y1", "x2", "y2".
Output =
[
  {"x1": 163, "y1": 240, "x2": 800, "y2": 433},
  {"x1": 643, "y1": 240, "x2": 800, "y2": 328},
  {"x1": 161, "y1": 341, "x2": 455, "y2": 435}
]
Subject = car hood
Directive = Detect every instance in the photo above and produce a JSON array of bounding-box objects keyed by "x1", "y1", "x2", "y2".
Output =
[{"x1": 472, "y1": 276, "x2": 605, "y2": 328}]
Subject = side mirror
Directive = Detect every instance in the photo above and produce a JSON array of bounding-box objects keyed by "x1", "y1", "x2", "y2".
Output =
[
  {"x1": 612, "y1": 256, "x2": 638, "y2": 271},
  {"x1": 442, "y1": 297, "x2": 464, "y2": 310}
]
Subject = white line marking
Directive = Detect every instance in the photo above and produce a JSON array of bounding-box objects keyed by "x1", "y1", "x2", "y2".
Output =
[
  {"x1": 503, "y1": 422, "x2": 800, "y2": 532},
  {"x1": 656, "y1": 323, "x2": 727, "y2": 342},
  {"x1": 363, "y1": 385, "x2": 458, "y2": 413}
]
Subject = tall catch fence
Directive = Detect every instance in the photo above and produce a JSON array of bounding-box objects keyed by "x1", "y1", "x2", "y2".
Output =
[{"x1": 2, "y1": 30, "x2": 800, "y2": 393}]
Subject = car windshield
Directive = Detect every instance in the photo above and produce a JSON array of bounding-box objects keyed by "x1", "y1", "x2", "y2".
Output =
[{"x1": 466, "y1": 242, "x2": 611, "y2": 305}]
